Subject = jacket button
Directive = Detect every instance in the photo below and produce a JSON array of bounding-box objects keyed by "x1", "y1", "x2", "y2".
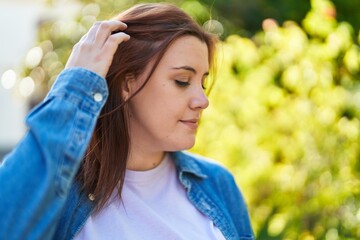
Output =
[
  {"x1": 88, "y1": 193, "x2": 95, "y2": 201},
  {"x1": 93, "y1": 93, "x2": 103, "y2": 102}
]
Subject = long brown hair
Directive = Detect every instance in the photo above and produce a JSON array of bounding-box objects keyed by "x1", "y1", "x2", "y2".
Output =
[{"x1": 77, "y1": 3, "x2": 218, "y2": 211}]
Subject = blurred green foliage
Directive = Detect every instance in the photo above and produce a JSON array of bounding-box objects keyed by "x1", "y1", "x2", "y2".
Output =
[
  {"x1": 194, "y1": 0, "x2": 360, "y2": 238},
  {"x1": 198, "y1": 0, "x2": 360, "y2": 38},
  {"x1": 18, "y1": 0, "x2": 360, "y2": 238}
]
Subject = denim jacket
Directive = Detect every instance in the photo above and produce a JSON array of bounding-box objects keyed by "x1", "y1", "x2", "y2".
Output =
[
  {"x1": 0, "y1": 68, "x2": 108, "y2": 240},
  {"x1": 0, "y1": 68, "x2": 254, "y2": 240}
]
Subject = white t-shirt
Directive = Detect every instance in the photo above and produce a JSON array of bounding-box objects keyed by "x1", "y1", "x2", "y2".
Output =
[{"x1": 75, "y1": 154, "x2": 226, "y2": 240}]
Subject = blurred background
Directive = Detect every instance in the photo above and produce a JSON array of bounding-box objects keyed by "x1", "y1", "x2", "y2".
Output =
[{"x1": 1, "y1": 0, "x2": 359, "y2": 239}]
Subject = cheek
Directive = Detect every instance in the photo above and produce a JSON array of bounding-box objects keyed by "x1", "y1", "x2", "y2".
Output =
[
  {"x1": 129, "y1": 92, "x2": 175, "y2": 129},
  {"x1": 146, "y1": 85, "x2": 184, "y2": 117},
  {"x1": 130, "y1": 79, "x2": 188, "y2": 128}
]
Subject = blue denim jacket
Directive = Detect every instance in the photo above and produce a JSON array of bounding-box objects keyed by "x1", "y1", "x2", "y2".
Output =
[
  {"x1": 0, "y1": 68, "x2": 108, "y2": 240},
  {"x1": 0, "y1": 68, "x2": 254, "y2": 240}
]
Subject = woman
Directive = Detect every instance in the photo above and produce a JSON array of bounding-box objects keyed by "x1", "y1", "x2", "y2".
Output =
[
  {"x1": 1, "y1": 3, "x2": 254, "y2": 240},
  {"x1": 58, "y1": 3, "x2": 253, "y2": 239}
]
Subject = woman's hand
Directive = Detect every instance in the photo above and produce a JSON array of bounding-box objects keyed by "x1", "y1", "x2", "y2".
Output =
[{"x1": 65, "y1": 20, "x2": 130, "y2": 78}]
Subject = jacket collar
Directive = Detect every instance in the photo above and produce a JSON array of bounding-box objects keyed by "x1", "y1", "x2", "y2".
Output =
[{"x1": 169, "y1": 151, "x2": 208, "y2": 179}]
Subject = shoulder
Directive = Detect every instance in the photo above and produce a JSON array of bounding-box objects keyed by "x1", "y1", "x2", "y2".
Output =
[
  {"x1": 171, "y1": 151, "x2": 254, "y2": 237},
  {"x1": 172, "y1": 151, "x2": 246, "y2": 208}
]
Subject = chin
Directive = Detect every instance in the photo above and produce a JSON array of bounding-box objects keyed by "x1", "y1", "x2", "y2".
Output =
[{"x1": 166, "y1": 138, "x2": 196, "y2": 151}]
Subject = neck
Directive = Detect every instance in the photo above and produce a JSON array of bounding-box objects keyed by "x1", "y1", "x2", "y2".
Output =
[{"x1": 126, "y1": 146, "x2": 165, "y2": 171}]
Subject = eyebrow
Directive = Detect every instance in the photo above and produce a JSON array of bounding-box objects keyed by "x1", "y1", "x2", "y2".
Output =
[{"x1": 171, "y1": 66, "x2": 209, "y2": 76}]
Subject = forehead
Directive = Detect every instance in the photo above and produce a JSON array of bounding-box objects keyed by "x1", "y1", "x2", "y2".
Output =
[{"x1": 160, "y1": 35, "x2": 209, "y2": 72}]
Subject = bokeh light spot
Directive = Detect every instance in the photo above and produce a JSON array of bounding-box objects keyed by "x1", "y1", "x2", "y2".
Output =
[
  {"x1": 25, "y1": 47, "x2": 43, "y2": 69},
  {"x1": 1, "y1": 69, "x2": 17, "y2": 90},
  {"x1": 203, "y1": 20, "x2": 224, "y2": 36},
  {"x1": 19, "y1": 77, "x2": 35, "y2": 97}
]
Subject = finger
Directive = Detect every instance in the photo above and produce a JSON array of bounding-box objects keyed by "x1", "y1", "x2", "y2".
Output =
[
  {"x1": 78, "y1": 33, "x2": 87, "y2": 43},
  {"x1": 94, "y1": 20, "x2": 128, "y2": 47},
  {"x1": 80, "y1": 21, "x2": 101, "y2": 43},
  {"x1": 101, "y1": 32, "x2": 130, "y2": 56}
]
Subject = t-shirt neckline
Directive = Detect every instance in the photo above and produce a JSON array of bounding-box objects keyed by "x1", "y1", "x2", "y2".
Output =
[{"x1": 124, "y1": 153, "x2": 171, "y2": 183}]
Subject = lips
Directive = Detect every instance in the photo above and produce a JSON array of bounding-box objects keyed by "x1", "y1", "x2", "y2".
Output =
[{"x1": 179, "y1": 119, "x2": 198, "y2": 130}]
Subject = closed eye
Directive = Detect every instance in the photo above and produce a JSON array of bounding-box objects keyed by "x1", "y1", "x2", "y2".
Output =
[{"x1": 175, "y1": 80, "x2": 190, "y2": 87}]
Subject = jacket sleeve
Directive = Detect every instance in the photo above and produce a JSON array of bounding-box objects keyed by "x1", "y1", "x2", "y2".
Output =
[{"x1": 0, "y1": 67, "x2": 108, "y2": 240}]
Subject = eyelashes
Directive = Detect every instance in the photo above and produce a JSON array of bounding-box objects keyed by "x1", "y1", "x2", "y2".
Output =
[
  {"x1": 175, "y1": 80, "x2": 190, "y2": 87},
  {"x1": 175, "y1": 80, "x2": 206, "y2": 90}
]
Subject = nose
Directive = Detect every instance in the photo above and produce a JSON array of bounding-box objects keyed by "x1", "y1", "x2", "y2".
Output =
[{"x1": 189, "y1": 87, "x2": 209, "y2": 110}]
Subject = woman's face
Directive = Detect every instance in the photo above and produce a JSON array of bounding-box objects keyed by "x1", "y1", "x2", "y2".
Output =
[{"x1": 126, "y1": 35, "x2": 209, "y2": 153}]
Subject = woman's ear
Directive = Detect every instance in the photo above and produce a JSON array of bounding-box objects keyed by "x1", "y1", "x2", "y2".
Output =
[{"x1": 122, "y1": 73, "x2": 136, "y2": 101}]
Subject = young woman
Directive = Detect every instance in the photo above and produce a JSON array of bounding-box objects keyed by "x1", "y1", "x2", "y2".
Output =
[
  {"x1": 59, "y1": 3, "x2": 254, "y2": 239},
  {"x1": 0, "y1": 3, "x2": 254, "y2": 240}
]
